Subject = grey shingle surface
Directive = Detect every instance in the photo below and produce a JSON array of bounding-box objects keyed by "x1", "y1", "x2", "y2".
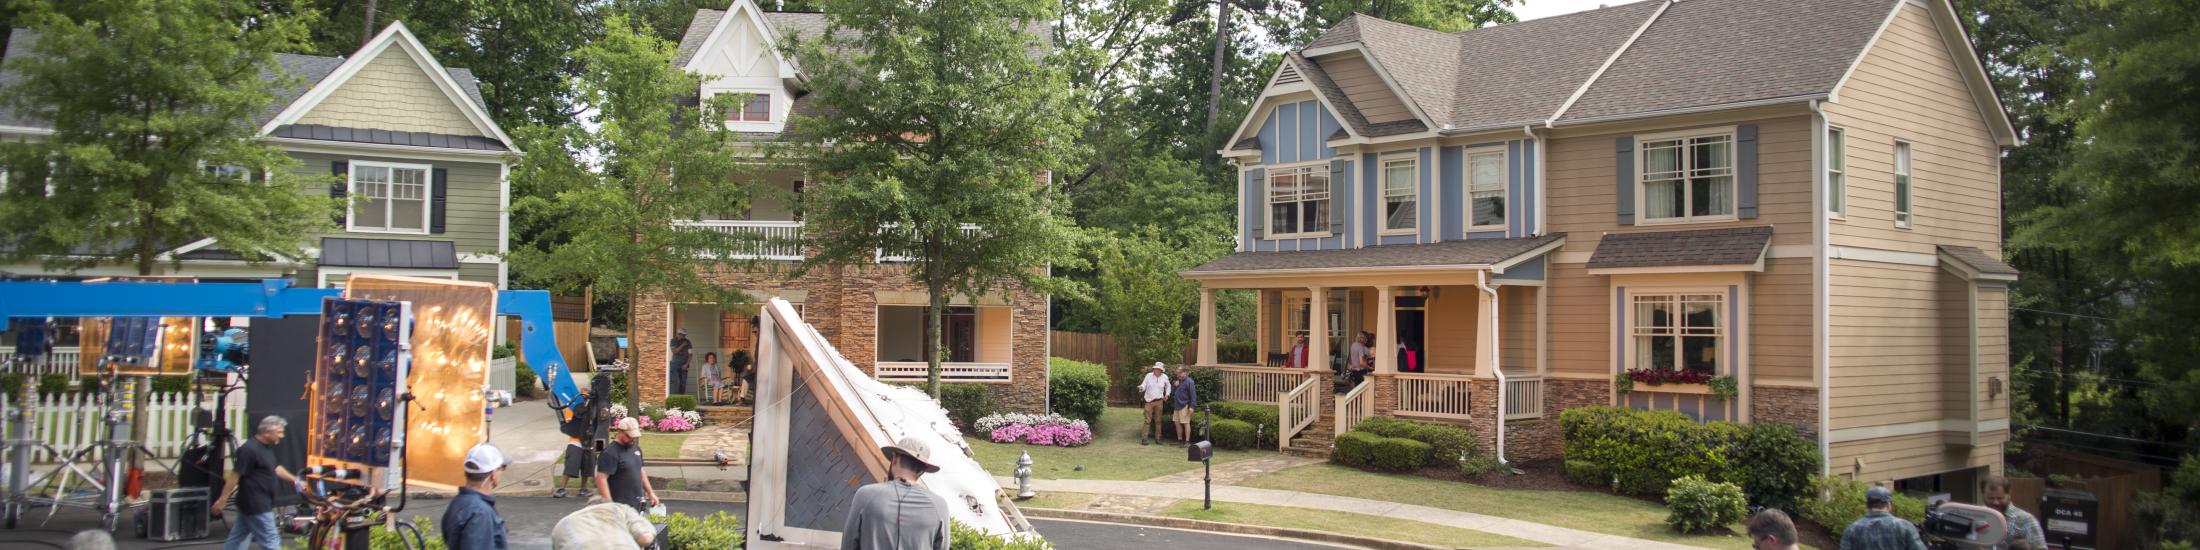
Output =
[
  {"x1": 1187, "y1": 233, "x2": 1563, "y2": 273},
  {"x1": 1585, "y1": 226, "x2": 1772, "y2": 269},
  {"x1": 320, "y1": 237, "x2": 458, "y2": 269},
  {"x1": 1444, "y1": 1, "x2": 1658, "y2": 130},
  {"x1": 673, "y1": 9, "x2": 726, "y2": 68},
  {"x1": 1937, "y1": 245, "x2": 2019, "y2": 277},
  {"x1": 1557, "y1": 0, "x2": 1893, "y2": 122},
  {"x1": 272, "y1": 124, "x2": 508, "y2": 151}
]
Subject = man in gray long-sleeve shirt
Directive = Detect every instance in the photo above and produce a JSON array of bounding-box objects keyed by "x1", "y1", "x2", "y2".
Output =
[{"x1": 843, "y1": 436, "x2": 951, "y2": 549}]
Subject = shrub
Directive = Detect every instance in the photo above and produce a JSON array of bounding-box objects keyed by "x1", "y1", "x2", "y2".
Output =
[
  {"x1": 1187, "y1": 366, "x2": 1222, "y2": 408},
  {"x1": 1333, "y1": 431, "x2": 1381, "y2": 468},
  {"x1": 664, "y1": 394, "x2": 699, "y2": 411},
  {"x1": 659, "y1": 510, "x2": 744, "y2": 550},
  {"x1": 1729, "y1": 422, "x2": 1820, "y2": 510},
  {"x1": 1560, "y1": 406, "x2": 1743, "y2": 497},
  {"x1": 369, "y1": 517, "x2": 447, "y2": 550},
  {"x1": 1458, "y1": 453, "x2": 1505, "y2": 477},
  {"x1": 938, "y1": 384, "x2": 997, "y2": 432},
  {"x1": 0, "y1": 373, "x2": 22, "y2": 397},
  {"x1": 37, "y1": 374, "x2": 69, "y2": 396},
  {"x1": 650, "y1": 409, "x2": 702, "y2": 432},
  {"x1": 1208, "y1": 402, "x2": 1279, "y2": 447},
  {"x1": 1664, "y1": 475, "x2": 1747, "y2": 533},
  {"x1": 513, "y1": 360, "x2": 538, "y2": 398},
  {"x1": 1354, "y1": 417, "x2": 1480, "y2": 471},
  {"x1": 1565, "y1": 460, "x2": 1608, "y2": 488},
  {"x1": 150, "y1": 376, "x2": 193, "y2": 394},
  {"x1": 76, "y1": 375, "x2": 100, "y2": 395},
  {"x1": 977, "y1": 413, "x2": 1093, "y2": 447},
  {"x1": 1368, "y1": 436, "x2": 1432, "y2": 473},
  {"x1": 1797, "y1": 475, "x2": 1926, "y2": 534},
  {"x1": 1209, "y1": 418, "x2": 1255, "y2": 450},
  {"x1": 1046, "y1": 358, "x2": 1109, "y2": 423},
  {"x1": 1217, "y1": 341, "x2": 1256, "y2": 364},
  {"x1": 950, "y1": 521, "x2": 1053, "y2": 549}
]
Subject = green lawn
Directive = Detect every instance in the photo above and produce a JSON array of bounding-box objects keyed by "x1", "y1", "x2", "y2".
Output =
[
  {"x1": 1162, "y1": 500, "x2": 1551, "y2": 549},
  {"x1": 1011, "y1": 491, "x2": 1100, "y2": 510},
  {"x1": 1239, "y1": 464, "x2": 1762, "y2": 550},
  {"x1": 964, "y1": 407, "x2": 1273, "y2": 481}
]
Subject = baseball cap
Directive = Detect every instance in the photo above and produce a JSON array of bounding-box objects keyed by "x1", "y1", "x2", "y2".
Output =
[
  {"x1": 463, "y1": 444, "x2": 506, "y2": 474},
  {"x1": 1865, "y1": 485, "x2": 1893, "y2": 505},
  {"x1": 613, "y1": 417, "x2": 643, "y2": 436},
  {"x1": 882, "y1": 435, "x2": 941, "y2": 473}
]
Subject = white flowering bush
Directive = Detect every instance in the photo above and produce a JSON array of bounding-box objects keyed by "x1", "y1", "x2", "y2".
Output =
[{"x1": 607, "y1": 403, "x2": 630, "y2": 419}]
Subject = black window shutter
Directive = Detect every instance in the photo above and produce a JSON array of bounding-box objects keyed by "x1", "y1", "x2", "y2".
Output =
[
  {"x1": 331, "y1": 161, "x2": 349, "y2": 226},
  {"x1": 431, "y1": 168, "x2": 449, "y2": 234},
  {"x1": 1328, "y1": 159, "x2": 1349, "y2": 235},
  {"x1": 1615, "y1": 137, "x2": 1635, "y2": 225},
  {"x1": 1247, "y1": 168, "x2": 1266, "y2": 240},
  {"x1": 1736, "y1": 124, "x2": 1759, "y2": 219}
]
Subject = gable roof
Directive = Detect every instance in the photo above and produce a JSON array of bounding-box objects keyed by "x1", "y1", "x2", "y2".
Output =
[
  {"x1": 261, "y1": 21, "x2": 515, "y2": 150},
  {"x1": 1, "y1": 25, "x2": 505, "y2": 151},
  {"x1": 1555, "y1": 0, "x2": 1889, "y2": 123}
]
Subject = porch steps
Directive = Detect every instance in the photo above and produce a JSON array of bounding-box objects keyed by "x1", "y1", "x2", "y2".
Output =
[
  {"x1": 697, "y1": 404, "x2": 754, "y2": 426},
  {"x1": 1280, "y1": 395, "x2": 1338, "y2": 459}
]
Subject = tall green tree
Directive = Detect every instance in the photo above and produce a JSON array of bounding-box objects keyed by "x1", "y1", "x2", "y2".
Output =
[
  {"x1": 1093, "y1": 230, "x2": 1210, "y2": 368},
  {"x1": 509, "y1": 14, "x2": 753, "y2": 408},
  {"x1": 0, "y1": 0, "x2": 330, "y2": 276},
  {"x1": 270, "y1": 0, "x2": 598, "y2": 129},
  {"x1": 780, "y1": 0, "x2": 1088, "y2": 397}
]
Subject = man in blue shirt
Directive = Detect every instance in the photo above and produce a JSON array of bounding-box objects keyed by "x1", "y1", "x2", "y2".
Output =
[
  {"x1": 1841, "y1": 485, "x2": 1925, "y2": 550},
  {"x1": 443, "y1": 444, "x2": 510, "y2": 550},
  {"x1": 1171, "y1": 367, "x2": 1198, "y2": 447}
]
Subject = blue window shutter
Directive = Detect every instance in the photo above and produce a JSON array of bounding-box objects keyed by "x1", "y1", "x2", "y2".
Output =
[
  {"x1": 1615, "y1": 137, "x2": 1635, "y2": 225},
  {"x1": 431, "y1": 168, "x2": 449, "y2": 234},
  {"x1": 1247, "y1": 168, "x2": 1266, "y2": 240},
  {"x1": 1329, "y1": 159, "x2": 1349, "y2": 234},
  {"x1": 1737, "y1": 124, "x2": 1759, "y2": 219},
  {"x1": 331, "y1": 160, "x2": 349, "y2": 226}
]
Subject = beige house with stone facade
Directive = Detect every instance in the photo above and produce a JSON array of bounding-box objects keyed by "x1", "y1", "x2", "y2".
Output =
[
  {"x1": 1188, "y1": 0, "x2": 2018, "y2": 496},
  {"x1": 626, "y1": 1, "x2": 1050, "y2": 413}
]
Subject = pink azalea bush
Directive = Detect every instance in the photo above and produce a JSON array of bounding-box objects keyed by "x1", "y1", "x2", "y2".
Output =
[
  {"x1": 976, "y1": 413, "x2": 1091, "y2": 447},
  {"x1": 645, "y1": 408, "x2": 703, "y2": 433}
]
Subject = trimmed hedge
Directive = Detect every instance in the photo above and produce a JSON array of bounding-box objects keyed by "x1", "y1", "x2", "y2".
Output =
[
  {"x1": 514, "y1": 360, "x2": 538, "y2": 398},
  {"x1": 938, "y1": 384, "x2": 997, "y2": 432},
  {"x1": 1729, "y1": 422, "x2": 1822, "y2": 510},
  {"x1": 1047, "y1": 358, "x2": 1109, "y2": 423},
  {"x1": 1209, "y1": 418, "x2": 1255, "y2": 450},
  {"x1": 1335, "y1": 431, "x2": 1431, "y2": 473},
  {"x1": 1560, "y1": 406, "x2": 1742, "y2": 498},
  {"x1": 150, "y1": 376, "x2": 193, "y2": 394},
  {"x1": 1354, "y1": 417, "x2": 1481, "y2": 472},
  {"x1": 1665, "y1": 475, "x2": 1747, "y2": 533},
  {"x1": 664, "y1": 394, "x2": 699, "y2": 411},
  {"x1": 1209, "y1": 401, "x2": 1279, "y2": 447}
]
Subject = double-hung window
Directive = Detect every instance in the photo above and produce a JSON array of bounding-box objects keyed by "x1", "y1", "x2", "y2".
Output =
[
  {"x1": 1894, "y1": 141, "x2": 1912, "y2": 229},
  {"x1": 1267, "y1": 164, "x2": 1329, "y2": 237},
  {"x1": 1381, "y1": 157, "x2": 1417, "y2": 233},
  {"x1": 1639, "y1": 130, "x2": 1735, "y2": 222},
  {"x1": 1827, "y1": 127, "x2": 1846, "y2": 217},
  {"x1": 1468, "y1": 148, "x2": 1507, "y2": 229},
  {"x1": 1630, "y1": 292, "x2": 1725, "y2": 375},
  {"x1": 348, "y1": 161, "x2": 431, "y2": 234}
]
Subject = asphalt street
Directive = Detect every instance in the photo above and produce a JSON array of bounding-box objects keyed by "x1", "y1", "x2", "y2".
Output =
[{"x1": 0, "y1": 496, "x2": 1349, "y2": 549}]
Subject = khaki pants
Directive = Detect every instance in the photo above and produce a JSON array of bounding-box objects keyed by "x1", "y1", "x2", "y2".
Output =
[{"x1": 1143, "y1": 399, "x2": 1165, "y2": 439}]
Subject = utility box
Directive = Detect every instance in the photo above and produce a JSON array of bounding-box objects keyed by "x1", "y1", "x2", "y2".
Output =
[{"x1": 2039, "y1": 488, "x2": 2098, "y2": 550}]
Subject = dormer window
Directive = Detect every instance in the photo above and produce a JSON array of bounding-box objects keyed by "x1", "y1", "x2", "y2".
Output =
[{"x1": 727, "y1": 93, "x2": 772, "y2": 122}]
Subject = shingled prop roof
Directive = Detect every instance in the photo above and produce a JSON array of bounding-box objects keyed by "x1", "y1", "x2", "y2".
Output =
[
  {"x1": 1937, "y1": 245, "x2": 2019, "y2": 280},
  {"x1": 1187, "y1": 233, "x2": 1563, "y2": 274},
  {"x1": 1586, "y1": 226, "x2": 1773, "y2": 270}
]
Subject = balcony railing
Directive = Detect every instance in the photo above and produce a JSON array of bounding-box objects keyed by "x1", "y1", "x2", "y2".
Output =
[
  {"x1": 1, "y1": 346, "x2": 83, "y2": 380},
  {"x1": 1213, "y1": 365, "x2": 1311, "y2": 405},
  {"x1": 875, "y1": 361, "x2": 1011, "y2": 382},
  {"x1": 675, "y1": 220, "x2": 805, "y2": 261},
  {"x1": 876, "y1": 224, "x2": 983, "y2": 263},
  {"x1": 1395, "y1": 372, "x2": 1476, "y2": 421},
  {"x1": 1504, "y1": 376, "x2": 1545, "y2": 420}
]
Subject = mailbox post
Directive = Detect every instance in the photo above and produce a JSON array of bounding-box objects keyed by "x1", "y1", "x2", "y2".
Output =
[{"x1": 1185, "y1": 406, "x2": 1213, "y2": 510}]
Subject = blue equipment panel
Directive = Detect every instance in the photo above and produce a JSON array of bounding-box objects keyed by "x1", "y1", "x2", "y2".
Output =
[
  {"x1": 104, "y1": 317, "x2": 164, "y2": 369},
  {"x1": 315, "y1": 298, "x2": 410, "y2": 470}
]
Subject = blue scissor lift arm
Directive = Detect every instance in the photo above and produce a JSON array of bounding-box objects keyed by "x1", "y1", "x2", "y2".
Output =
[{"x1": 0, "y1": 278, "x2": 583, "y2": 409}]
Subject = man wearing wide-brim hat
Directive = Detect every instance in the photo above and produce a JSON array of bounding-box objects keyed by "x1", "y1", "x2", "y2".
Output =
[
  {"x1": 841, "y1": 436, "x2": 951, "y2": 550},
  {"x1": 1137, "y1": 362, "x2": 1174, "y2": 445}
]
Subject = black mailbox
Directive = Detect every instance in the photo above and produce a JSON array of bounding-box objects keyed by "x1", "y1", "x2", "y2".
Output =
[
  {"x1": 2040, "y1": 488, "x2": 2098, "y2": 550},
  {"x1": 1186, "y1": 440, "x2": 1212, "y2": 462}
]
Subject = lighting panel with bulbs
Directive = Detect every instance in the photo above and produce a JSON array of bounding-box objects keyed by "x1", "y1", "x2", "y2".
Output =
[{"x1": 308, "y1": 297, "x2": 412, "y2": 492}]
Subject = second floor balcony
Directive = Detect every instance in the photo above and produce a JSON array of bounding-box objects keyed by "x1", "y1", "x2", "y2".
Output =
[{"x1": 675, "y1": 219, "x2": 805, "y2": 261}]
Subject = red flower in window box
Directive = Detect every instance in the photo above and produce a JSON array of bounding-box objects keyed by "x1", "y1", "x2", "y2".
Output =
[{"x1": 1625, "y1": 368, "x2": 1713, "y2": 386}]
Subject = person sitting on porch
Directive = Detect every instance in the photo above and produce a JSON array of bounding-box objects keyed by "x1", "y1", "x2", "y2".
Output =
[
  {"x1": 700, "y1": 352, "x2": 724, "y2": 405},
  {"x1": 729, "y1": 349, "x2": 752, "y2": 405},
  {"x1": 1286, "y1": 335, "x2": 1309, "y2": 369}
]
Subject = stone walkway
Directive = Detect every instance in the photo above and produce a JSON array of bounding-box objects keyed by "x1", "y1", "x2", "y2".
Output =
[
  {"x1": 1008, "y1": 476, "x2": 1705, "y2": 550},
  {"x1": 678, "y1": 424, "x2": 749, "y2": 461}
]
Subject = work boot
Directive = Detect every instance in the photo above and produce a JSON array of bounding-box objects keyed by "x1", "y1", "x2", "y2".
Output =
[{"x1": 1140, "y1": 437, "x2": 1149, "y2": 446}]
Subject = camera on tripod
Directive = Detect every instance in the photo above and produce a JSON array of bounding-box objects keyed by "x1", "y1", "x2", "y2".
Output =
[{"x1": 1917, "y1": 501, "x2": 2009, "y2": 549}]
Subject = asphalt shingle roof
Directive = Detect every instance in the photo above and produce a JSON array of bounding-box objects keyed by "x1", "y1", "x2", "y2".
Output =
[
  {"x1": 1937, "y1": 245, "x2": 2019, "y2": 277},
  {"x1": 1557, "y1": 0, "x2": 1893, "y2": 122},
  {"x1": 1585, "y1": 226, "x2": 1773, "y2": 269},
  {"x1": 1188, "y1": 234, "x2": 1563, "y2": 273}
]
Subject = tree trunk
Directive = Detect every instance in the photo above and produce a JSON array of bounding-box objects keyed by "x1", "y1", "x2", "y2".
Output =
[
  {"x1": 361, "y1": 0, "x2": 379, "y2": 47},
  {"x1": 1201, "y1": 0, "x2": 1233, "y2": 167},
  {"x1": 926, "y1": 278, "x2": 946, "y2": 398}
]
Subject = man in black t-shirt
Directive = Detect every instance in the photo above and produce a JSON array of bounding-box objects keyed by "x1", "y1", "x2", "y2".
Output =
[
  {"x1": 593, "y1": 417, "x2": 658, "y2": 513},
  {"x1": 215, "y1": 416, "x2": 302, "y2": 550}
]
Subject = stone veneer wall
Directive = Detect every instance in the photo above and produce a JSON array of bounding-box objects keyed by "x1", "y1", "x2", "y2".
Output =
[
  {"x1": 632, "y1": 262, "x2": 1051, "y2": 414},
  {"x1": 1503, "y1": 377, "x2": 1611, "y2": 461},
  {"x1": 1750, "y1": 385, "x2": 1820, "y2": 437}
]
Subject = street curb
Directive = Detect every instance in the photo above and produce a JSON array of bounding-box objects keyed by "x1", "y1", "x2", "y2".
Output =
[{"x1": 1016, "y1": 506, "x2": 1450, "y2": 550}]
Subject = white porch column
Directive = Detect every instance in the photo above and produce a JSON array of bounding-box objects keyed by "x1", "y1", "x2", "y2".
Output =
[
  {"x1": 1197, "y1": 287, "x2": 1218, "y2": 366},
  {"x1": 1376, "y1": 286, "x2": 1397, "y2": 374},
  {"x1": 1475, "y1": 284, "x2": 1497, "y2": 377},
  {"x1": 1307, "y1": 286, "x2": 1329, "y2": 371}
]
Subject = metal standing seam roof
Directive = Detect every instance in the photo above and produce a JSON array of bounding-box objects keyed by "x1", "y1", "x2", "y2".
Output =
[
  {"x1": 1585, "y1": 226, "x2": 1773, "y2": 269},
  {"x1": 271, "y1": 124, "x2": 508, "y2": 151},
  {"x1": 1936, "y1": 245, "x2": 2019, "y2": 277},
  {"x1": 319, "y1": 237, "x2": 459, "y2": 270},
  {"x1": 1187, "y1": 233, "x2": 1564, "y2": 274}
]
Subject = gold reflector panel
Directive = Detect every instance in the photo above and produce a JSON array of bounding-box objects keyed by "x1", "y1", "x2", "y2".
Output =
[{"x1": 342, "y1": 274, "x2": 498, "y2": 490}]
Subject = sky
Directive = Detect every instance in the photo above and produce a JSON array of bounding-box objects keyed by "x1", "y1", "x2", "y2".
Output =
[{"x1": 1512, "y1": 0, "x2": 1639, "y2": 21}]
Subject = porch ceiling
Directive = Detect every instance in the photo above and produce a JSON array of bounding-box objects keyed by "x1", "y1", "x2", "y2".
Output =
[{"x1": 1182, "y1": 234, "x2": 1562, "y2": 284}]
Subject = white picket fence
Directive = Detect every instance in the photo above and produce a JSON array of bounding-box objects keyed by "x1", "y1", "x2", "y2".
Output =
[{"x1": 0, "y1": 390, "x2": 246, "y2": 461}]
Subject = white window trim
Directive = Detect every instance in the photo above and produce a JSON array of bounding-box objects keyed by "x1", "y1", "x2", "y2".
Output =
[
  {"x1": 1826, "y1": 126, "x2": 1847, "y2": 220},
  {"x1": 345, "y1": 160, "x2": 434, "y2": 235},
  {"x1": 706, "y1": 87, "x2": 782, "y2": 133},
  {"x1": 1893, "y1": 141, "x2": 1913, "y2": 230},
  {"x1": 1264, "y1": 160, "x2": 1333, "y2": 240},
  {"x1": 1465, "y1": 145, "x2": 1509, "y2": 232},
  {"x1": 1621, "y1": 287, "x2": 1729, "y2": 376},
  {"x1": 1633, "y1": 126, "x2": 1740, "y2": 226},
  {"x1": 1378, "y1": 153, "x2": 1419, "y2": 236},
  {"x1": 318, "y1": 267, "x2": 458, "y2": 289}
]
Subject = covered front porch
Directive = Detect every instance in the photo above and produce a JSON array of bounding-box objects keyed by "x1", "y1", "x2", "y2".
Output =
[{"x1": 1183, "y1": 236, "x2": 1562, "y2": 456}]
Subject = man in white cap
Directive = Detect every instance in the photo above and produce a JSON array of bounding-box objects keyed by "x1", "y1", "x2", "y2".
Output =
[
  {"x1": 1137, "y1": 362, "x2": 1173, "y2": 445},
  {"x1": 442, "y1": 443, "x2": 509, "y2": 550},
  {"x1": 842, "y1": 436, "x2": 951, "y2": 549},
  {"x1": 594, "y1": 417, "x2": 660, "y2": 513}
]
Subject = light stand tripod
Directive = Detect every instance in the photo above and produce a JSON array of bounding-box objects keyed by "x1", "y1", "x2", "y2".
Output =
[
  {"x1": 24, "y1": 370, "x2": 174, "y2": 530},
  {"x1": 2, "y1": 361, "x2": 37, "y2": 529}
]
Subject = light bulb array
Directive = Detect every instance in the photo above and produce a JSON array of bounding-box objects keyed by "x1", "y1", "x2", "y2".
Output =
[{"x1": 310, "y1": 297, "x2": 410, "y2": 476}]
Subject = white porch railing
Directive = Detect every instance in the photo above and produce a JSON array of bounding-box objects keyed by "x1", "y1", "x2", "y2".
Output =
[
  {"x1": 1395, "y1": 373, "x2": 1476, "y2": 421},
  {"x1": 1, "y1": 347, "x2": 84, "y2": 380},
  {"x1": 1276, "y1": 376, "x2": 1319, "y2": 450},
  {"x1": 1, "y1": 390, "x2": 247, "y2": 461},
  {"x1": 1335, "y1": 379, "x2": 1375, "y2": 437},
  {"x1": 1504, "y1": 376, "x2": 1545, "y2": 420},
  {"x1": 1213, "y1": 365, "x2": 1307, "y2": 405},
  {"x1": 874, "y1": 361, "x2": 1011, "y2": 382},
  {"x1": 675, "y1": 220, "x2": 805, "y2": 261},
  {"x1": 876, "y1": 224, "x2": 982, "y2": 263}
]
